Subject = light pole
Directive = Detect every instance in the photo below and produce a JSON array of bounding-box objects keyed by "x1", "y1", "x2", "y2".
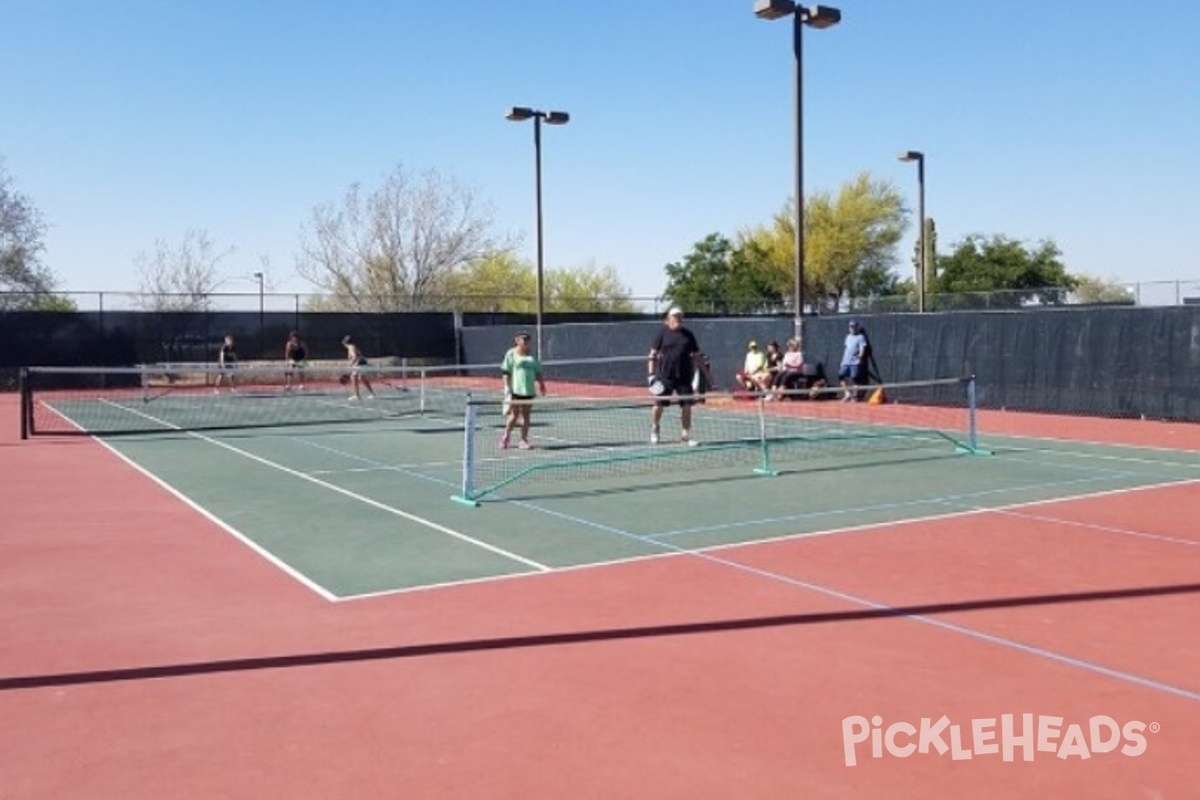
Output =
[
  {"x1": 754, "y1": 1, "x2": 840, "y2": 347},
  {"x1": 898, "y1": 150, "x2": 926, "y2": 313},
  {"x1": 506, "y1": 106, "x2": 570, "y2": 359},
  {"x1": 252, "y1": 271, "x2": 264, "y2": 358}
]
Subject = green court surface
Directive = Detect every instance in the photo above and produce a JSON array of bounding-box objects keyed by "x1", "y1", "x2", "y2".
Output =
[{"x1": 86, "y1": 402, "x2": 1200, "y2": 600}]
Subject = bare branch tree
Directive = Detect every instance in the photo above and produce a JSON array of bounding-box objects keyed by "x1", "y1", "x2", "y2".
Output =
[
  {"x1": 1, "y1": 160, "x2": 59, "y2": 309},
  {"x1": 296, "y1": 164, "x2": 497, "y2": 311},
  {"x1": 135, "y1": 229, "x2": 234, "y2": 311}
]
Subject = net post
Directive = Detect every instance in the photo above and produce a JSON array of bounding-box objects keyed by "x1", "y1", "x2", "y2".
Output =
[
  {"x1": 957, "y1": 375, "x2": 991, "y2": 455},
  {"x1": 18, "y1": 367, "x2": 29, "y2": 440},
  {"x1": 967, "y1": 375, "x2": 977, "y2": 451},
  {"x1": 451, "y1": 396, "x2": 480, "y2": 507},
  {"x1": 752, "y1": 395, "x2": 779, "y2": 476},
  {"x1": 418, "y1": 366, "x2": 427, "y2": 415}
]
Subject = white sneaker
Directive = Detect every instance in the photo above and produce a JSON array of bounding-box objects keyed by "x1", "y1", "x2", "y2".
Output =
[
  {"x1": 650, "y1": 429, "x2": 660, "y2": 445},
  {"x1": 682, "y1": 431, "x2": 699, "y2": 447}
]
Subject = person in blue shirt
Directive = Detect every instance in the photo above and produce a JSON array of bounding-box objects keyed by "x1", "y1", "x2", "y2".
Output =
[{"x1": 838, "y1": 319, "x2": 871, "y2": 402}]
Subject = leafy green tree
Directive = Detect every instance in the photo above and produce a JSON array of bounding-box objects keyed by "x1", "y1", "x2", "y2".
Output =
[
  {"x1": 934, "y1": 234, "x2": 1076, "y2": 307},
  {"x1": 441, "y1": 252, "x2": 634, "y2": 312},
  {"x1": 546, "y1": 263, "x2": 636, "y2": 313},
  {"x1": 738, "y1": 172, "x2": 905, "y2": 313},
  {"x1": 441, "y1": 250, "x2": 534, "y2": 311},
  {"x1": 662, "y1": 233, "x2": 779, "y2": 314}
]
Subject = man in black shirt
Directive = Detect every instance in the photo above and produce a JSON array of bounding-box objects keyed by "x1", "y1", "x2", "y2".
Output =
[{"x1": 647, "y1": 306, "x2": 707, "y2": 446}]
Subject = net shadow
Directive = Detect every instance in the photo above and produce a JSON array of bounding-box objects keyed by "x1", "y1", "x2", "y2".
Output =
[{"x1": 5, "y1": 581, "x2": 1197, "y2": 691}]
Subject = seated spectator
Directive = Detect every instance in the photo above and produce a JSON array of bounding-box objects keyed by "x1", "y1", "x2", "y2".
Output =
[
  {"x1": 771, "y1": 338, "x2": 805, "y2": 399},
  {"x1": 763, "y1": 341, "x2": 783, "y2": 399},
  {"x1": 737, "y1": 340, "x2": 772, "y2": 395}
]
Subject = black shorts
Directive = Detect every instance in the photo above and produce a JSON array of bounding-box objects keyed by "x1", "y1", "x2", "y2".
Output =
[{"x1": 654, "y1": 377, "x2": 697, "y2": 407}]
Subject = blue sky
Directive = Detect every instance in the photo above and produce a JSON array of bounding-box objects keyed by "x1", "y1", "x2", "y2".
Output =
[{"x1": 3, "y1": 0, "x2": 1197, "y2": 302}]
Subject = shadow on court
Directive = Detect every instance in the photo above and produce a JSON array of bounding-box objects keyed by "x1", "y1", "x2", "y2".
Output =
[{"x1": 6, "y1": 580, "x2": 1198, "y2": 691}]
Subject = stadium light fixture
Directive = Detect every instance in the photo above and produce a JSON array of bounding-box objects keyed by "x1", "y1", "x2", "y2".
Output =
[
  {"x1": 753, "y1": 2, "x2": 841, "y2": 345},
  {"x1": 898, "y1": 150, "x2": 926, "y2": 313},
  {"x1": 505, "y1": 107, "x2": 571, "y2": 359}
]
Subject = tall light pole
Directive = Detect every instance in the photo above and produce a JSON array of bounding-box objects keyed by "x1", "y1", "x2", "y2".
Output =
[
  {"x1": 898, "y1": 150, "x2": 926, "y2": 313},
  {"x1": 754, "y1": 1, "x2": 841, "y2": 347},
  {"x1": 252, "y1": 271, "x2": 265, "y2": 357},
  {"x1": 506, "y1": 106, "x2": 570, "y2": 359}
]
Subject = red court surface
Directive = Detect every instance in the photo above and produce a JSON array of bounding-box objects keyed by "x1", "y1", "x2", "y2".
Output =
[{"x1": 3, "y1": 394, "x2": 1199, "y2": 799}]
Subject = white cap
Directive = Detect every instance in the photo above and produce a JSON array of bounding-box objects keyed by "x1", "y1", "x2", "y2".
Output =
[{"x1": 667, "y1": 306, "x2": 684, "y2": 317}]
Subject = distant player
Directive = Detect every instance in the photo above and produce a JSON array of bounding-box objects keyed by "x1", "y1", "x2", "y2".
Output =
[
  {"x1": 647, "y1": 306, "x2": 707, "y2": 446},
  {"x1": 214, "y1": 334, "x2": 238, "y2": 392},
  {"x1": 499, "y1": 332, "x2": 546, "y2": 450},
  {"x1": 342, "y1": 335, "x2": 375, "y2": 400},
  {"x1": 283, "y1": 331, "x2": 308, "y2": 391}
]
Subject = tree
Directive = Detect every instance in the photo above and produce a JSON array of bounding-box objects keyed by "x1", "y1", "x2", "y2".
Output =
[
  {"x1": 296, "y1": 164, "x2": 498, "y2": 311},
  {"x1": 1, "y1": 161, "x2": 64, "y2": 310},
  {"x1": 135, "y1": 229, "x2": 234, "y2": 311},
  {"x1": 440, "y1": 250, "x2": 534, "y2": 312},
  {"x1": 934, "y1": 234, "x2": 1076, "y2": 308},
  {"x1": 738, "y1": 172, "x2": 905, "y2": 313},
  {"x1": 545, "y1": 263, "x2": 636, "y2": 313},
  {"x1": 662, "y1": 233, "x2": 780, "y2": 314},
  {"x1": 442, "y1": 252, "x2": 635, "y2": 313},
  {"x1": 1071, "y1": 274, "x2": 1135, "y2": 305}
]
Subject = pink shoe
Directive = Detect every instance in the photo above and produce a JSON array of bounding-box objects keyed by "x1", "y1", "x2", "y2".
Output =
[
  {"x1": 499, "y1": 435, "x2": 510, "y2": 449},
  {"x1": 518, "y1": 440, "x2": 533, "y2": 450}
]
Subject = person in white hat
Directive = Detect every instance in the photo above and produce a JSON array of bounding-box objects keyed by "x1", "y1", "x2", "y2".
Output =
[{"x1": 646, "y1": 306, "x2": 707, "y2": 446}]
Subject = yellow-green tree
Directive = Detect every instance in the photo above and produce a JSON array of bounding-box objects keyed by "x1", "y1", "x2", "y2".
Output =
[
  {"x1": 441, "y1": 251, "x2": 534, "y2": 311},
  {"x1": 443, "y1": 252, "x2": 634, "y2": 313},
  {"x1": 738, "y1": 172, "x2": 905, "y2": 312}
]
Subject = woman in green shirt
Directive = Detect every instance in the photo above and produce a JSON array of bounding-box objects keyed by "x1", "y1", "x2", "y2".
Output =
[{"x1": 500, "y1": 332, "x2": 547, "y2": 450}]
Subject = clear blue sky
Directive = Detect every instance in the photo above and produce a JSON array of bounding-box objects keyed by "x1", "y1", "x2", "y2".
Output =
[{"x1": 3, "y1": 0, "x2": 1197, "y2": 301}]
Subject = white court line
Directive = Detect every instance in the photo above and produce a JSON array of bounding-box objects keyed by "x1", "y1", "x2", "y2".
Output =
[
  {"x1": 981, "y1": 507, "x2": 1200, "y2": 549},
  {"x1": 94, "y1": 400, "x2": 551, "y2": 583},
  {"x1": 350, "y1": 477, "x2": 1200, "y2": 704},
  {"x1": 336, "y1": 452, "x2": 1200, "y2": 601}
]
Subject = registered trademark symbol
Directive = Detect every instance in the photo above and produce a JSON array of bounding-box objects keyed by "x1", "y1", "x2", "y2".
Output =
[{"x1": 1149, "y1": 722, "x2": 1161, "y2": 734}]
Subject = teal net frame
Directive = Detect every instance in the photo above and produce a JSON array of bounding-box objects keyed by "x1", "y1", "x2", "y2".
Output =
[{"x1": 451, "y1": 376, "x2": 985, "y2": 506}]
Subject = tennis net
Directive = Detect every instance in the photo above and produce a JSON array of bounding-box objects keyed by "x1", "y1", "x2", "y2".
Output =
[
  {"x1": 19, "y1": 355, "x2": 647, "y2": 437},
  {"x1": 452, "y1": 377, "x2": 983, "y2": 505}
]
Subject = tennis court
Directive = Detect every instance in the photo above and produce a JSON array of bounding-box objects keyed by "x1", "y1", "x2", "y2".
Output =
[{"x1": 3, "y1": 371, "x2": 1200, "y2": 798}]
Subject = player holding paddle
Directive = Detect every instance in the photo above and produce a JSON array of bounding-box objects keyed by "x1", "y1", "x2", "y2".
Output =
[
  {"x1": 647, "y1": 306, "x2": 708, "y2": 446},
  {"x1": 283, "y1": 331, "x2": 308, "y2": 391},
  {"x1": 499, "y1": 332, "x2": 546, "y2": 450},
  {"x1": 341, "y1": 335, "x2": 376, "y2": 401}
]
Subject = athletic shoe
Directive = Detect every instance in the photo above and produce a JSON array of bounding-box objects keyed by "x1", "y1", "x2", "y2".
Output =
[
  {"x1": 499, "y1": 435, "x2": 510, "y2": 449},
  {"x1": 682, "y1": 431, "x2": 699, "y2": 447},
  {"x1": 650, "y1": 429, "x2": 660, "y2": 445},
  {"x1": 518, "y1": 440, "x2": 533, "y2": 450}
]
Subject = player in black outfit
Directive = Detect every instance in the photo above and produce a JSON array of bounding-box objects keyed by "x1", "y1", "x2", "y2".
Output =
[
  {"x1": 284, "y1": 331, "x2": 308, "y2": 391},
  {"x1": 647, "y1": 306, "x2": 709, "y2": 446},
  {"x1": 215, "y1": 334, "x2": 238, "y2": 392}
]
